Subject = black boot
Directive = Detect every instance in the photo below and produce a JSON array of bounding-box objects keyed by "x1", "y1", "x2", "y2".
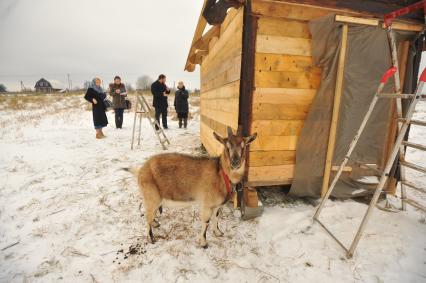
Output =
[
  {"x1": 179, "y1": 118, "x2": 182, "y2": 128},
  {"x1": 184, "y1": 118, "x2": 187, "y2": 128}
]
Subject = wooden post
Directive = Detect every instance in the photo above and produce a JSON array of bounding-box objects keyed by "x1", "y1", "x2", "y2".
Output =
[{"x1": 320, "y1": 24, "x2": 348, "y2": 197}]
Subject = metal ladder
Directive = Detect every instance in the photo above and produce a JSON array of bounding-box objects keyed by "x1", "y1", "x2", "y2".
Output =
[
  {"x1": 314, "y1": 65, "x2": 426, "y2": 258},
  {"x1": 131, "y1": 92, "x2": 170, "y2": 150}
]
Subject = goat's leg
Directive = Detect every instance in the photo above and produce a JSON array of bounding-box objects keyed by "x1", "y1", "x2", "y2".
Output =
[
  {"x1": 199, "y1": 206, "x2": 213, "y2": 248},
  {"x1": 211, "y1": 206, "x2": 224, "y2": 237},
  {"x1": 141, "y1": 183, "x2": 161, "y2": 244}
]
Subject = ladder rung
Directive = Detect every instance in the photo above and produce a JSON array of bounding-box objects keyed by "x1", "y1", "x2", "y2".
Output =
[
  {"x1": 403, "y1": 198, "x2": 426, "y2": 212},
  {"x1": 397, "y1": 118, "x2": 426, "y2": 127},
  {"x1": 136, "y1": 111, "x2": 147, "y2": 114},
  {"x1": 402, "y1": 141, "x2": 426, "y2": 151},
  {"x1": 377, "y1": 93, "x2": 415, "y2": 99},
  {"x1": 400, "y1": 161, "x2": 426, "y2": 174},
  {"x1": 401, "y1": 180, "x2": 426, "y2": 195},
  {"x1": 377, "y1": 93, "x2": 426, "y2": 100}
]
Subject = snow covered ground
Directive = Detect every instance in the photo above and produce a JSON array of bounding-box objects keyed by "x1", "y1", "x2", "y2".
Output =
[{"x1": 0, "y1": 94, "x2": 425, "y2": 283}]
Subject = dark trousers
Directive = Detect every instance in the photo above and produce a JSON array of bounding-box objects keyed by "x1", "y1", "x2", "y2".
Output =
[
  {"x1": 155, "y1": 107, "x2": 168, "y2": 129},
  {"x1": 177, "y1": 112, "x2": 188, "y2": 128},
  {"x1": 114, "y1": 108, "x2": 124, "y2": 128}
]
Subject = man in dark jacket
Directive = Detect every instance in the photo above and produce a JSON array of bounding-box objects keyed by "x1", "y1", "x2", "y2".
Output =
[
  {"x1": 109, "y1": 75, "x2": 127, "y2": 129},
  {"x1": 151, "y1": 74, "x2": 170, "y2": 129},
  {"x1": 174, "y1": 81, "x2": 189, "y2": 128}
]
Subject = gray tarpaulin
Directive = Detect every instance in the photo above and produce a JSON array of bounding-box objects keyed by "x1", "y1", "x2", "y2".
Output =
[{"x1": 290, "y1": 14, "x2": 418, "y2": 198}]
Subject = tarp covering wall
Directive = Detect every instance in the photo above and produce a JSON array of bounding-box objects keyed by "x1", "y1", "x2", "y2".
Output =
[{"x1": 290, "y1": 14, "x2": 419, "y2": 198}]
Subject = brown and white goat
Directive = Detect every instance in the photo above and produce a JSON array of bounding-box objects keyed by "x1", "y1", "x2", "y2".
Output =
[{"x1": 126, "y1": 127, "x2": 257, "y2": 248}]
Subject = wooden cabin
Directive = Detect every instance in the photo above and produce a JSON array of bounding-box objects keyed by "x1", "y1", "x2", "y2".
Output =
[
  {"x1": 35, "y1": 78, "x2": 54, "y2": 93},
  {"x1": 185, "y1": 0, "x2": 424, "y2": 203}
]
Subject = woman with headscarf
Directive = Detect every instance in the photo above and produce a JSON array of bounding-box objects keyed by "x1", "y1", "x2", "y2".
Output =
[
  {"x1": 174, "y1": 81, "x2": 189, "y2": 128},
  {"x1": 84, "y1": 77, "x2": 108, "y2": 139}
]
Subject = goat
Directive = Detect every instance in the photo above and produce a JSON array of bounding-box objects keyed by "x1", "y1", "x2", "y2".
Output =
[{"x1": 125, "y1": 127, "x2": 257, "y2": 248}]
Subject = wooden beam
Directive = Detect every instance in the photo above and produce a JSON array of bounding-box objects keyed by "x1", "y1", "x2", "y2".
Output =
[
  {"x1": 321, "y1": 24, "x2": 349, "y2": 198},
  {"x1": 193, "y1": 25, "x2": 220, "y2": 50},
  {"x1": 185, "y1": 0, "x2": 208, "y2": 72},
  {"x1": 335, "y1": 15, "x2": 378, "y2": 26},
  {"x1": 335, "y1": 15, "x2": 423, "y2": 32}
]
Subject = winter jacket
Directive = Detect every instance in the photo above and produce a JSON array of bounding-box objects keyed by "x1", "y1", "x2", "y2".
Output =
[
  {"x1": 84, "y1": 88, "x2": 108, "y2": 127},
  {"x1": 174, "y1": 87, "x2": 189, "y2": 113},
  {"x1": 109, "y1": 83, "x2": 127, "y2": 109},
  {"x1": 151, "y1": 80, "x2": 170, "y2": 110}
]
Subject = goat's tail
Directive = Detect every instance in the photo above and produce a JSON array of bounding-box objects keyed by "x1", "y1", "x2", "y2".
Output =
[{"x1": 122, "y1": 166, "x2": 142, "y2": 176}]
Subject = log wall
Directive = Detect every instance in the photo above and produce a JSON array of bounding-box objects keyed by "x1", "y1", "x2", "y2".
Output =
[{"x1": 200, "y1": 8, "x2": 244, "y2": 156}]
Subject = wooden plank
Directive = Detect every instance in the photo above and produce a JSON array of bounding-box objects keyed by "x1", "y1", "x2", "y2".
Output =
[
  {"x1": 383, "y1": 22, "x2": 423, "y2": 32},
  {"x1": 252, "y1": 103, "x2": 310, "y2": 120},
  {"x1": 201, "y1": 98, "x2": 239, "y2": 113},
  {"x1": 250, "y1": 135, "x2": 298, "y2": 151},
  {"x1": 193, "y1": 25, "x2": 220, "y2": 51},
  {"x1": 201, "y1": 63, "x2": 241, "y2": 92},
  {"x1": 202, "y1": 9, "x2": 243, "y2": 72},
  {"x1": 335, "y1": 15, "x2": 422, "y2": 31},
  {"x1": 252, "y1": 0, "x2": 331, "y2": 21},
  {"x1": 201, "y1": 114, "x2": 237, "y2": 138},
  {"x1": 201, "y1": 107, "x2": 239, "y2": 129},
  {"x1": 248, "y1": 164, "x2": 294, "y2": 183},
  {"x1": 251, "y1": 120, "x2": 304, "y2": 136},
  {"x1": 255, "y1": 53, "x2": 318, "y2": 73},
  {"x1": 202, "y1": 54, "x2": 241, "y2": 86},
  {"x1": 256, "y1": 35, "x2": 311, "y2": 56},
  {"x1": 335, "y1": 15, "x2": 378, "y2": 26},
  {"x1": 250, "y1": 150, "x2": 296, "y2": 166},
  {"x1": 253, "y1": 87, "x2": 317, "y2": 104},
  {"x1": 255, "y1": 69, "x2": 320, "y2": 89},
  {"x1": 200, "y1": 122, "x2": 223, "y2": 156},
  {"x1": 331, "y1": 166, "x2": 352, "y2": 172},
  {"x1": 321, "y1": 24, "x2": 348, "y2": 197},
  {"x1": 257, "y1": 17, "x2": 311, "y2": 38},
  {"x1": 200, "y1": 80, "x2": 240, "y2": 100}
]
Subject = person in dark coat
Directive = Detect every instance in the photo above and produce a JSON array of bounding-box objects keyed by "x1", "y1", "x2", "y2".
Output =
[
  {"x1": 109, "y1": 75, "x2": 127, "y2": 129},
  {"x1": 84, "y1": 77, "x2": 108, "y2": 139},
  {"x1": 151, "y1": 74, "x2": 170, "y2": 129},
  {"x1": 174, "y1": 81, "x2": 189, "y2": 128}
]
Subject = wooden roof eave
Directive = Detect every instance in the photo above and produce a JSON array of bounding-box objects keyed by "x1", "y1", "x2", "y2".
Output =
[{"x1": 185, "y1": 0, "x2": 208, "y2": 72}]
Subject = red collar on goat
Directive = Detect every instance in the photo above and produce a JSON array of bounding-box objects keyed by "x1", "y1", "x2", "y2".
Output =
[{"x1": 220, "y1": 169, "x2": 232, "y2": 195}]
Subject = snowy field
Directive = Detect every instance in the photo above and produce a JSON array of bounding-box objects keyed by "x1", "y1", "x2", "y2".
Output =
[{"x1": 0, "y1": 94, "x2": 425, "y2": 282}]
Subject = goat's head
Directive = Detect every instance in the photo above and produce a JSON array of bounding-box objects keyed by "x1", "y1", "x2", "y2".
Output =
[{"x1": 213, "y1": 127, "x2": 257, "y2": 171}]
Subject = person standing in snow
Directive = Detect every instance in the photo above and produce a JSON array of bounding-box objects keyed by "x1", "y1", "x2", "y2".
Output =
[
  {"x1": 109, "y1": 76, "x2": 127, "y2": 129},
  {"x1": 174, "y1": 81, "x2": 189, "y2": 129},
  {"x1": 84, "y1": 77, "x2": 108, "y2": 139},
  {"x1": 151, "y1": 74, "x2": 170, "y2": 129}
]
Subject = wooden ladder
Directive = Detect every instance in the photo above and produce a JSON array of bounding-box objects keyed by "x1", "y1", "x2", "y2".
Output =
[{"x1": 131, "y1": 92, "x2": 170, "y2": 150}]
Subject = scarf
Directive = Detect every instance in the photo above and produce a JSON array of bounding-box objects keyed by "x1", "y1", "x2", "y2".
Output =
[{"x1": 89, "y1": 78, "x2": 104, "y2": 94}]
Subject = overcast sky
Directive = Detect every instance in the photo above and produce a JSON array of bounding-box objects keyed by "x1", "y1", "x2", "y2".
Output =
[{"x1": 0, "y1": 0, "x2": 203, "y2": 91}]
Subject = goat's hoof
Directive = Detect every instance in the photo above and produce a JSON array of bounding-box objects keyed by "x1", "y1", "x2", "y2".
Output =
[
  {"x1": 152, "y1": 220, "x2": 160, "y2": 228},
  {"x1": 147, "y1": 236, "x2": 156, "y2": 244},
  {"x1": 201, "y1": 244, "x2": 208, "y2": 249},
  {"x1": 214, "y1": 230, "x2": 224, "y2": 237}
]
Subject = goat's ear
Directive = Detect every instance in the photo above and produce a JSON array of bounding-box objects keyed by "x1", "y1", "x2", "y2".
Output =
[
  {"x1": 213, "y1": 132, "x2": 225, "y2": 144},
  {"x1": 244, "y1": 133, "x2": 257, "y2": 145}
]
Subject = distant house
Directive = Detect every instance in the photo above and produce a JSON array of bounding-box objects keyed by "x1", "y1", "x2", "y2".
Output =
[{"x1": 34, "y1": 78, "x2": 61, "y2": 93}]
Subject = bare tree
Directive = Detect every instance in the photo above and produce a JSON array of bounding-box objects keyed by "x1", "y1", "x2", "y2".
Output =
[
  {"x1": 136, "y1": 75, "x2": 153, "y2": 91},
  {"x1": 125, "y1": 83, "x2": 134, "y2": 92}
]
